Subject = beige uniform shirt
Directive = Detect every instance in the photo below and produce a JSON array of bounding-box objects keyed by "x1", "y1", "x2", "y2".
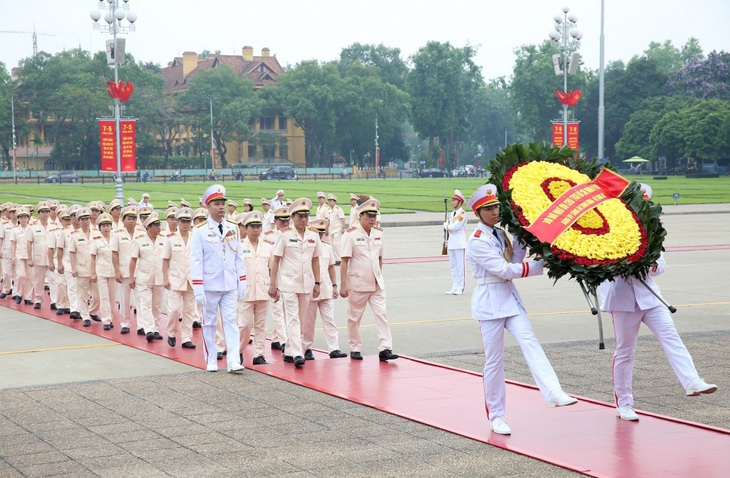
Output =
[
  {"x1": 0, "y1": 220, "x2": 12, "y2": 256},
  {"x1": 111, "y1": 229, "x2": 137, "y2": 279},
  {"x1": 271, "y1": 226, "x2": 320, "y2": 294},
  {"x1": 315, "y1": 204, "x2": 329, "y2": 219},
  {"x1": 90, "y1": 233, "x2": 115, "y2": 278},
  {"x1": 68, "y1": 229, "x2": 94, "y2": 277},
  {"x1": 340, "y1": 224, "x2": 385, "y2": 292},
  {"x1": 10, "y1": 226, "x2": 30, "y2": 260},
  {"x1": 326, "y1": 205, "x2": 346, "y2": 234},
  {"x1": 242, "y1": 237, "x2": 272, "y2": 301},
  {"x1": 313, "y1": 240, "x2": 336, "y2": 300},
  {"x1": 26, "y1": 222, "x2": 50, "y2": 266},
  {"x1": 131, "y1": 232, "x2": 166, "y2": 286},
  {"x1": 162, "y1": 231, "x2": 192, "y2": 291}
]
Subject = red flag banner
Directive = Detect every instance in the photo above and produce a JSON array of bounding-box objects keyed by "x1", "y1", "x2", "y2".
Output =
[
  {"x1": 525, "y1": 168, "x2": 630, "y2": 244},
  {"x1": 567, "y1": 122, "x2": 579, "y2": 150},
  {"x1": 552, "y1": 122, "x2": 564, "y2": 147},
  {"x1": 99, "y1": 119, "x2": 137, "y2": 172},
  {"x1": 99, "y1": 120, "x2": 116, "y2": 171},
  {"x1": 120, "y1": 120, "x2": 136, "y2": 171}
]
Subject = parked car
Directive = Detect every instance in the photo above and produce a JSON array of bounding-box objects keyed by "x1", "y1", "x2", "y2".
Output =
[
  {"x1": 44, "y1": 171, "x2": 79, "y2": 183},
  {"x1": 259, "y1": 166, "x2": 299, "y2": 180},
  {"x1": 420, "y1": 168, "x2": 449, "y2": 178}
]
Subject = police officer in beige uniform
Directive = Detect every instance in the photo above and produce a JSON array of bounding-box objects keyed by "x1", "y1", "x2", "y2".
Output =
[
  {"x1": 108, "y1": 199, "x2": 123, "y2": 232},
  {"x1": 325, "y1": 194, "x2": 346, "y2": 264},
  {"x1": 26, "y1": 202, "x2": 52, "y2": 309},
  {"x1": 129, "y1": 213, "x2": 166, "y2": 341},
  {"x1": 303, "y1": 218, "x2": 347, "y2": 359},
  {"x1": 315, "y1": 192, "x2": 328, "y2": 219},
  {"x1": 263, "y1": 207, "x2": 291, "y2": 352},
  {"x1": 47, "y1": 206, "x2": 70, "y2": 314},
  {"x1": 348, "y1": 194, "x2": 360, "y2": 228},
  {"x1": 0, "y1": 204, "x2": 16, "y2": 299},
  {"x1": 90, "y1": 213, "x2": 117, "y2": 330},
  {"x1": 268, "y1": 198, "x2": 321, "y2": 367},
  {"x1": 190, "y1": 184, "x2": 246, "y2": 373},
  {"x1": 339, "y1": 198, "x2": 398, "y2": 362},
  {"x1": 238, "y1": 211, "x2": 272, "y2": 365},
  {"x1": 9, "y1": 207, "x2": 33, "y2": 305},
  {"x1": 112, "y1": 206, "x2": 138, "y2": 334},
  {"x1": 261, "y1": 198, "x2": 275, "y2": 233},
  {"x1": 68, "y1": 207, "x2": 100, "y2": 326},
  {"x1": 162, "y1": 207, "x2": 198, "y2": 350}
]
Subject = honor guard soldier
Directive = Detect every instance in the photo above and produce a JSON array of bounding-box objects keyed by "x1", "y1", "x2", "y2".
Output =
[
  {"x1": 162, "y1": 207, "x2": 198, "y2": 350},
  {"x1": 444, "y1": 189, "x2": 467, "y2": 295},
  {"x1": 68, "y1": 207, "x2": 101, "y2": 326},
  {"x1": 190, "y1": 185, "x2": 246, "y2": 373},
  {"x1": 129, "y1": 213, "x2": 166, "y2": 341},
  {"x1": 111, "y1": 206, "x2": 139, "y2": 334},
  {"x1": 600, "y1": 184, "x2": 716, "y2": 422},
  {"x1": 238, "y1": 211, "x2": 272, "y2": 365},
  {"x1": 268, "y1": 198, "x2": 321, "y2": 367},
  {"x1": 26, "y1": 202, "x2": 52, "y2": 309},
  {"x1": 10, "y1": 207, "x2": 33, "y2": 305},
  {"x1": 325, "y1": 194, "x2": 346, "y2": 264},
  {"x1": 339, "y1": 198, "x2": 398, "y2": 362},
  {"x1": 270, "y1": 189, "x2": 287, "y2": 210},
  {"x1": 90, "y1": 213, "x2": 117, "y2": 330},
  {"x1": 303, "y1": 218, "x2": 347, "y2": 359},
  {"x1": 466, "y1": 184, "x2": 577, "y2": 436}
]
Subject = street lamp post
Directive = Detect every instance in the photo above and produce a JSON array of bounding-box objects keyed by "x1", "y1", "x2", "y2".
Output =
[
  {"x1": 90, "y1": 0, "x2": 137, "y2": 202},
  {"x1": 549, "y1": 6, "x2": 582, "y2": 146}
]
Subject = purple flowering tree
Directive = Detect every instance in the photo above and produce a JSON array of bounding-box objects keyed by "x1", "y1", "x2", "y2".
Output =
[{"x1": 667, "y1": 51, "x2": 730, "y2": 100}]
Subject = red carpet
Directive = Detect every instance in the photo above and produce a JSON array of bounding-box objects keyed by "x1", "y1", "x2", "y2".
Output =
[{"x1": 5, "y1": 297, "x2": 729, "y2": 477}]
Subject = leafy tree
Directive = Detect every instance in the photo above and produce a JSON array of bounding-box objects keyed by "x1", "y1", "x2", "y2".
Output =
[
  {"x1": 407, "y1": 41, "x2": 483, "y2": 167},
  {"x1": 339, "y1": 43, "x2": 409, "y2": 90},
  {"x1": 615, "y1": 96, "x2": 689, "y2": 161},
  {"x1": 0, "y1": 63, "x2": 16, "y2": 171},
  {"x1": 178, "y1": 66, "x2": 261, "y2": 168},
  {"x1": 466, "y1": 78, "x2": 518, "y2": 160},
  {"x1": 667, "y1": 50, "x2": 730, "y2": 100}
]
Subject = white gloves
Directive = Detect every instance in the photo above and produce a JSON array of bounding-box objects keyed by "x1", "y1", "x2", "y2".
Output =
[
  {"x1": 193, "y1": 285, "x2": 206, "y2": 306},
  {"x1": 237, "y1": 283, "x2": 246, "y2": 302},
  {"x1": 443, "y1": 221, "x2": 448, "y2": 230}
]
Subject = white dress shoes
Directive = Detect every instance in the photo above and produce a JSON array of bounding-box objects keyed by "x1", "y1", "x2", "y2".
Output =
[
  {"x1": 490, "y1": 416, "x2": 512, "y2": 435},
  {"x1": 685, "y1": 377, "x2": 717, "y2": 396},
  {"x1": 227, "y1": 363, "x2": 245, "y2": 373},
  {"x1": 616, "y1": 405, "x2": 640, "y2": 421},
  {"x1": 547, "y1": 390, "x2": 578, "y2": 408},
  {"x1": 206, "y1": 363, "x2": 218, "y2": 372},
  {"x1": 445, "y1": 290, "x2": 455, "y2": 295}
]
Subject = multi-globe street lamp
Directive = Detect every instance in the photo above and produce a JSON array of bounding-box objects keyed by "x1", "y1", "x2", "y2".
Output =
[
  {"x1": 90, "y1": 0, "x2": 137, "y2": 201},
  {"x1": 549, "y1": 6, "x2": 582, "y2": 146}
]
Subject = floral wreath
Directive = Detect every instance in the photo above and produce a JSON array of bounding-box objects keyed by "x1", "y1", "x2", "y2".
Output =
[{"x1": 487, "y1": 143, "x2": 666, "y2": 289}]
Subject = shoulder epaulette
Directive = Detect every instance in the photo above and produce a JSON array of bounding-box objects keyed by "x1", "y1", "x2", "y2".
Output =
[
  {"x1": 280, "y1": 226, "x2": 291, "y2": 232},
  {"x1": 92, "y1": 235, "x2": 101, "y2": 240},
  {"x1": 474, "y1": 229, "x2": 482, "y2": 238},
  {"x1": 264, "y1": 230, "x2": 274, "y2": 235},
  {"x1": 346, "y1": 226, "x2": 357, "y2": 233},
  {"x1": 166, "y1": 232, "x2": 176, "y2": 237},
  {"x1": 133, "y1": 233, "x2": 145, "y2": 239},
  {"x1": 195, "y1": 222, "x2": 206, "y2": 228}
]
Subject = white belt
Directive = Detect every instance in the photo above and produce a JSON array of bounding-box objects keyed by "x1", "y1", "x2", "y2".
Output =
[{"x1": 475, "y1": 276, "x2": 511, "y2": 285}]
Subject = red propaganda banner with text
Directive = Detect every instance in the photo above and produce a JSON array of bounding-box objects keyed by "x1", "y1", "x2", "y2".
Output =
[
  {"x1": 99, "y1": 120, "x2": 116, "y2": 171},
  {"x1": 99, "y1": 119, "x2": 137, "y2": 172},
  {"x1": 567, "y1": 122, "x2": 579, "y2": 150},
  {"x1": 552, "y1": 122, "x2": 564, "y2": 147}
]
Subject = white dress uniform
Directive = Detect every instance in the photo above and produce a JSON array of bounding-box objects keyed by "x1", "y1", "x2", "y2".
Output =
[
  {"x1": 444, "y1": 194, "x2": 467, "y2": 294},
  {"x1": 239, "y1": 230, "x2": 272, "y2": 361},
  {"x1": 190, "y1": 187, "x2": 246, "y2": 371},
  {"x1": 339, "y1": 200, "x2": 394, "y2": 355},
  {"x1": 466, "y1": 185, "x2": 575, "y2": 429},
  {"x1": 599, "y1": 253, "x2": 714, "y2": 409}
]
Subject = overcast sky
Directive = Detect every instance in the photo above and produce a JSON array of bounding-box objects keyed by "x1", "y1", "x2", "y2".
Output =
[{"x1": 2, "y1": 0, "x2": 728, "y2": 80}]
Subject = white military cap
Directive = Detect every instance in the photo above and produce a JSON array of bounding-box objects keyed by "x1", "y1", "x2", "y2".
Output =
[{"x1": 202, "y1": 184, "x2": 227, "y2": 205}]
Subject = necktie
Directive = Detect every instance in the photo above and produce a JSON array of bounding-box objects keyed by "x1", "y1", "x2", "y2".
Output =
[
  {"x1": 492, "y1": 228, "x2": 499, "y2": 240},
  {"x1": 218, "y1": 223, "x2": 223, "y2": 235}
]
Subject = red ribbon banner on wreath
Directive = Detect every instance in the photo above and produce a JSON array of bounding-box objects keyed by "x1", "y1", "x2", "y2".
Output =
[{"x1": 525, "y1": 168, "x2": 629, "y2": 244}]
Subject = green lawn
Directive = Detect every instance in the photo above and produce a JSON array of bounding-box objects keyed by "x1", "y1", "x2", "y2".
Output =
[{"x1": 1, "y1": 175, "x2": 728, "y2": 213}]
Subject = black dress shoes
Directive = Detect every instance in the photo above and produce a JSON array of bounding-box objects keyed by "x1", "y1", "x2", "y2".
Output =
[
  {"x1": 103, "y1": 323, "x2": 112, "y2": 331},
  {"x1": 181, "y1": 341, "x2": 196, "y2": 349},
  {"x1": 24, "y1": 299, "x2": 32, "y2": 305},
  {"x1": 329, "y1": 350, "x2": 347, "y2": 358},
  {"x1": 167, "y1": 336, "x2": 176, "y2": 347},
  {"x1": 121, "y1": 327, "x2": 130, "y2": 334},
  {"x1": 15, "y1": 296, "x2": 22, "y2": 304},
  {"x1": 350, "y1": 351, "x2": 363, "y2": 360},
  {"x1": 252, "y1": 356, "x2": 268, "y2": 365},
  {"x1": 0, "y1": 293, "x2": 6, "y2": 299},
  {"x1": 283, "y1": 355, "x2": 294, "y2": 363},
  {"x1": 70, "y1": 311, "x2": 80, "y2": 319},
  {"x1": 217, "y1": 352, "x2": 223, "y2": 360},
  {"x1": 304, "y1": 349, "x2": 315, "y2": 361},
  {"x1": 50, "y1": 303, "x2": 56, "y2": 310},
  {"x1": 63, "y1": 308, "x2": 71, "y2": 314},
  {"x1": 294, "y1": 356, "x2": 305, "y2": 367},
  {"x1": 34, "y1": 303, "x2": 41, "y2": 309},
  {"x1": 146, "y1": 332, "x2": 155, "y2": 342},
  {"x1": 378, "y1": 349, "x2": 400, "y2": 361},
  {"x1": 83, "y1": 319, "x2": 91, "y2": 327},
  {"x1": 137, "y1": 328, "x2": 145, "y2": 335},
  {"x1": 153, "y1": 332, "x2": 163, "y2": 340},
  {"x1": 271, "y1": 341, "x2": 282, "y2": 351},
  {"x1": 90, "y1": 315, "x2": 101, "y2": 322},
  {"x1": 56, "y1": 309, "x2": 64, "y2": 316},
  {"x1": 192, "y1": 321, "x2": 201, "y2": 329}
]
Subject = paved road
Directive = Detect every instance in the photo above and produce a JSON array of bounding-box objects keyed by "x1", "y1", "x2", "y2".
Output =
[{"x1": 0, "y1": 204, "x2": 727, "y2": 476}]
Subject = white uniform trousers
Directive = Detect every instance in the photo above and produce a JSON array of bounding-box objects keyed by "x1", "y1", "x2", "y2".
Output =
[
  {"x1": 346, "y1": 288, "x2": 393, "y2": 353},
  {"x1": 64, "y1": 269, "x2": 78, "y2": 313},
  {"x1": 0, "y1": 257, "x2": 13, "y2": 293},
  {"x1": 96, "y1": 276, "x2": 117, "y2": 325},
  {"x1": 611, "y1": 306, "x2": 700, "y2": 408},
  {"x1": 54, "y1": 269, "x2": 69, "y2": 310},
  {"x1": 239, "y1": 300, "x2": 268, "y2": 357},
  {"x1": 280, "y1": 291, "x2": 311, "y2": 358},
  {"x1": 201, "y1": 290, "x2": 241, "y2": 368},
  {"x1": 479, "y1": 311, "x2": 562, "y2": 420},
  {"x1": 270, "y1": 297, "x2": 287, "y2": 345},
  {"x1": 215, "y1": 311, "x2": 226, "y2": 352},
  {"x1": 31, "y1": 265, "x2": 47, "y2": 304},
  {"x1": 136, "y1": 284, "x2": 163, "y2": 333},
  {"x1": 16, "y1": 259, "x2": 33, "y2": 301},
  {"x1": 303, "y1": 298, "x2": 341, "y2": 353},
  {"x1": 116, "y1": 278, "x2": 133, "y2": 328},
  {"x1": 47, "y1": 268, "x2": 57, "y2": 305},
  {"x1": 447, "y1": 247, "x2": 466, "y2": 293},
  {"x1": 166, "y1": 287, "x2": 196, "y2": 343}
]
